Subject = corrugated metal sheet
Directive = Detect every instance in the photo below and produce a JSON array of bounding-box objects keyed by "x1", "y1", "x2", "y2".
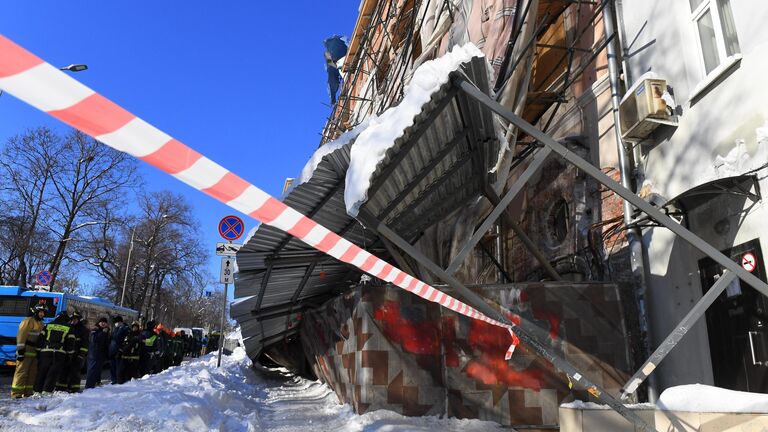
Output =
[
  {"x1": 234, "y1": 55, "x2": 502, "y2": 361},
  {"x1": 358, "y1": 57, "x2": 501, "y2": 242},
  {"x1": 233, "y1": 142, "x2": 377, "y2": 359}
]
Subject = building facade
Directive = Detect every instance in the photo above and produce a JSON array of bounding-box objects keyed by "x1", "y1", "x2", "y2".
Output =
[{"x1": 617, "y1": 0, "x2": 768, "y2": 393}]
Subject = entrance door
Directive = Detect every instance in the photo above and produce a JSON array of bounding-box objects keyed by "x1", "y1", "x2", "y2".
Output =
[{"x1": 698, "y1": 239, "x2": 768, "y2": 392}]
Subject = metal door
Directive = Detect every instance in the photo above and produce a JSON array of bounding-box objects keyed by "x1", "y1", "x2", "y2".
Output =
[{"x1": 698, "y1": 239, "x2": 768, "y2": 392}]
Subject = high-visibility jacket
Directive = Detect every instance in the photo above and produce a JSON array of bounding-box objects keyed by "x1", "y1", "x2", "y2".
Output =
[
  {"x1": 120, "y1": 331, "x2": 141, "y2": 361},
  {"x1": 16, "y1": 315, "x2": 44, "y2": 358},
  {"x1": 141, "y1": 330, "x2": 160, "y2": 359},
  {"x1": 68, "y1": 322, "x2": 89, "y2": 359},
  {"x1": 39, "y1": 318, "x2": 72, "y2": 354}
]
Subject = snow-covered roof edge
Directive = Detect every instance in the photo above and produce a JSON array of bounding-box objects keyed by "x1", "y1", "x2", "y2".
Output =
[
  {"x1": 344, "y1": 43, "x2": 486, "y2": 217},
  {"x1": 287, "y1": 118, "x2": 371, "y2": 195}
]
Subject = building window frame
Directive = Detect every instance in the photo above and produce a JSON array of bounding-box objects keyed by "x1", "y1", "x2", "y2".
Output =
[
  {"x1": 690, "y1": 0, "x2": 740, "y2": 77},
  {"x1": 687, "y1": 0, "x2": 741, "y2": 101}
]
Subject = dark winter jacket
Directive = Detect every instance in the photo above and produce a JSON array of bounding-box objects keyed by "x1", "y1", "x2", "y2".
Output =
[
  {"x1": 69, "y1": 321, "x2": 89, "y2": 360},
  {"x1": 120, "y1": 330, "x2": 141, "y2": 360},
  {"x1": 109, "y1": 323, "x2": 129, "y2": 358},
  {"x1": 39, "y1": 314, "x2": 72, "y2": 354},
  {"x1": 88, "y1": 326, "x2": 110, "y2": 361},
  {"x1": 140, "y1": 329, "x2": 160, "y2": 359}
]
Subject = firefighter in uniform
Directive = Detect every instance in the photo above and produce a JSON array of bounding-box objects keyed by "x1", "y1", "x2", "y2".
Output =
[
  {"x1": 11, "y1": 304, "x2": 46, "y2": 398},
  {"x1": 35, "y1": 311, "x2": 72, "y2": 393},
  {"x1": 118, "y1": 321, "x2": 141, "y2": 383},
  {"x1": 58, "y1": 312, "x2": 88, "y2": 392},
  {"x1": 173, "y1": 331, "x2": 185, "y2": 366},
  {"x1": 139, "y1": 320, "x2": 159, "y2": 376}
]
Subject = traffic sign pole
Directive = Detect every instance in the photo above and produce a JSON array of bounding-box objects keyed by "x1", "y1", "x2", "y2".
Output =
[
  {"x1": 216, "y1": 216, "x2": 242, "y2": 368},
  {"x1": 217, "y1": 278, "x2": 227, "y2": 368}
]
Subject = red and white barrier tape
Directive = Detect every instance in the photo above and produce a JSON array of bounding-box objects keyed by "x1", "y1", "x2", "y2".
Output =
[{"x1": 0, "y1": 35, "x2": 518, "y2": 359}]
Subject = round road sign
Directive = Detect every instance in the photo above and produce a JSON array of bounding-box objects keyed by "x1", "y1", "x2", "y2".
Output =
[
  {"x1": 36, "y1": 270, "x2": 52, "y2": 286},
  {"x1": 218, "y1": 215, "x2": 245, "y2": 241},
  {"x1": 742, "y1": 252, "x2": 757, "y2": 273}
]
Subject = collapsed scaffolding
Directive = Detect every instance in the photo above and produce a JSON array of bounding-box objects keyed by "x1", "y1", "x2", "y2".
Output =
[{"x1": 241, "y1": 0, "x2": 768, "y2": 429}]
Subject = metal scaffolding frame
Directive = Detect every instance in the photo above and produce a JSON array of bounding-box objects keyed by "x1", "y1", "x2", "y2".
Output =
[
  {"x1": 301, "y1": 0, "x2": 768, "y2": 429},
  {"x1": 322, "y1": 0, "x2": 426, "y2": 144},
  {"x1": 455, "y1": 76, "x2": 768, "y2": 430}
]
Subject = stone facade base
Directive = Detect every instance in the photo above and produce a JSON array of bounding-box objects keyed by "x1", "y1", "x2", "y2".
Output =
[{"x1": 300, "y1": 282, "x2": 633, "y2": 427}]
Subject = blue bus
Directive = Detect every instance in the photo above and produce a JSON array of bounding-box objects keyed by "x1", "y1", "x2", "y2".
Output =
[{"x1": 0, "y1": 286, "x2": 138, "y2": 366}]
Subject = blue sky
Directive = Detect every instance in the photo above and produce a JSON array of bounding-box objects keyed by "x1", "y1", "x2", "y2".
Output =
[{"x1": 0, "y1": 2, "x2": 360, "y2": 298}]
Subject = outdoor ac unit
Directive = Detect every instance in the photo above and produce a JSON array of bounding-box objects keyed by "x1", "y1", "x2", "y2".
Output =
[{"x1": 619, "y1": 78, "x2": 671, "y2": 141}]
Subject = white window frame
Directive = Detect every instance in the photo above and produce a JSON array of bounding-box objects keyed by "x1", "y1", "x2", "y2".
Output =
[{"x1": 688, "y1": 0, "x2": 741, "y2": 100}]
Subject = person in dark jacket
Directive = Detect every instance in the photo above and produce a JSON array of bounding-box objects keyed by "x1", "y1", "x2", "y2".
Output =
[
  {"x1": 207, "y1": 331, "x2": 221, "y2": 354},
  {"x1": 118, "y1": 321, "x2": 141, "y2": 383},
  {"x1": 139, "y1": 320, "x2": 159, "y2": 376},
  {"x1": 108, "y1": 315, "x2": 128, "y2": 384},
  {"x1": 157, "y1": 325, "x2": 171, "y2": 371},
  {"x1": 35, "y1": 312, "x2": 72, "y2": 393},
  {"x1": 85, "y1": 317, "x2": 110, "y2": 389},
  {"x1": 173, "y1": 331, "x2": 185, "y2": 366},
  {"x1": 57, "y1": 312, "x2": 88, "y2": 393}
]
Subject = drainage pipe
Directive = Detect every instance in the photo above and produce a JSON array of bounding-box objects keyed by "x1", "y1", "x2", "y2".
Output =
[{"x1": 602, "y1": 0, "x2": 658, "y2": 402}]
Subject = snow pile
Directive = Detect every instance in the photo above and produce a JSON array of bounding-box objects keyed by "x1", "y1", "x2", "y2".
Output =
[
  {"x1": 0, "y1": 347, "x2": 504, "y2": 431},
  {"x1": 657, "y1": 384, "x2": 768, "y2": 413},
  {"x1": 344, "y1": 43, "x2": 485, "y2": 217}
]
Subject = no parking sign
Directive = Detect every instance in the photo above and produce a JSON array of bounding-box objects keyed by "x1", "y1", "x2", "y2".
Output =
[{"x1": 218, "y1": 215, "x2": 244, "y2": 241}]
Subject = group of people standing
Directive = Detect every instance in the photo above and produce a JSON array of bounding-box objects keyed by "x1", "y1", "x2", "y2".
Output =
[{"x1": 11, "y1": 304, "x2": 202, "y2": 398}]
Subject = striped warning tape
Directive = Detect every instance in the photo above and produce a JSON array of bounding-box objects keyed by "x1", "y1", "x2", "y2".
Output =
[{"x1": 0, "y1": 34, "x2": 518, "y2": 358}]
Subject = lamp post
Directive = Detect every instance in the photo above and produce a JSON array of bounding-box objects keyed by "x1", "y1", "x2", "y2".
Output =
[
  {"x1": 120, "y1": 227, "x2": 135, "y2": 307},
  {"x1": 121, "y1": 214, "x2": 168, "y2": 307}
]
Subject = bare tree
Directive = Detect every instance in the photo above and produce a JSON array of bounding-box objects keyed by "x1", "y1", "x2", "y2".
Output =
[
  {"x1": 0, "y1": 127, "x2": 62, "y2": 286},
  {"x1": 82, "y1": 190, "x2": 211, "y2": 323},
  {"x1": 46, "y1": 130, "x2": 138, "y2": 288}
]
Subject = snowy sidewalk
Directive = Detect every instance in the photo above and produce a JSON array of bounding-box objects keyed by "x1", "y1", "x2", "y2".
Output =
[{"x1": 0, "y1": 348, "x2": 504, "y2": 431}]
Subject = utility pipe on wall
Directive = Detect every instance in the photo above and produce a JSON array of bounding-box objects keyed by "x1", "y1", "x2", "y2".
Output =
[{"x1": 602, "y1": 0, "x2": 658, "y2": 402}]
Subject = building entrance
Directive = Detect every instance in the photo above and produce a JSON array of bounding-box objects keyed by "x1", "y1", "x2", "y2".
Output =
[{"x1": 698, "y1": 239, "x2": 768, "y2": 392}]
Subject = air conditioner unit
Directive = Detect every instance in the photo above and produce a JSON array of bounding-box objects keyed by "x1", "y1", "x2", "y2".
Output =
[{"x1": 619, "y1": 78, "x2": 673, "y2": 141}]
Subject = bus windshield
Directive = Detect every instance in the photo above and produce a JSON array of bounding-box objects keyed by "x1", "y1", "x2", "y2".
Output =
[
  {"x1": 0, "y1": 296, "x2": 29, "y2": 317},
  {"x1": 0, "y1": 295, "x2": 57, "y2": 318}
]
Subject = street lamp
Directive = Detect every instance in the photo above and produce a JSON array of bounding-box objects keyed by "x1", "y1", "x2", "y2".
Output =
[{"x1": 60, "y1": 64, "x2": 88, "y2": 72}]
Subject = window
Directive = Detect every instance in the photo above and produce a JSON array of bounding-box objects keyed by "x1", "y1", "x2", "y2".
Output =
[
  {"x1": 690, "y1": 0, "x2": 740, "y2": 75},
  {"x1": 0, "y1": 296, "x2": 57, "y2": 318},
  {"x1": 0, "y1": 296, "x2": 30, "y2": 317},
  {"x1": 545, "y1": 199, "x2": 570, "y2": 247}
]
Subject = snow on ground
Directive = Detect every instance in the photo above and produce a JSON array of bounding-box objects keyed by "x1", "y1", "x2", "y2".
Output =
[
  {"x1": 0, "y1": 348, "x2": 505, "y2": 432},
  {"x1": 344, "y1": 43, "x2": 485, "y2": 217},
  {"x1": 657, "y1": 383, "x2": 768, "y2": 413}
]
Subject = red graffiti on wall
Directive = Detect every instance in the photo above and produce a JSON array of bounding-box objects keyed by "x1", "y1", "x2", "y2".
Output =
[
  {"x1": 519, "y1": 290, "x2": 561, "y2": 340},
  {"x1": 373, "y1": 300, "x2": 459, "y2": 367},
  {"x1": 372, "y1": 295, "x2": 561, "y2": 392}
]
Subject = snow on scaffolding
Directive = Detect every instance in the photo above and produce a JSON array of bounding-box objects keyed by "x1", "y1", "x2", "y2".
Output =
[{"x1": 343, "y1": 43, "x2": 486, "y2": 217}]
